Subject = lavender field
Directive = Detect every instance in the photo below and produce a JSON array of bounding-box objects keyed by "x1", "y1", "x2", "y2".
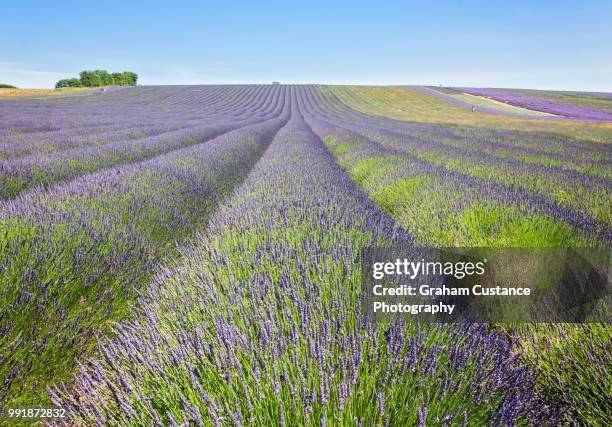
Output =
[{"x1": 0, "y1": 85, "x2": 611, "y2": 425}]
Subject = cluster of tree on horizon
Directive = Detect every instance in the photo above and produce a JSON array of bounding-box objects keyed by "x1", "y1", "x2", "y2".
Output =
[
  {"x1": 55, "y1": 70, "x2": 138, "y2": 88},
  {"x1": 0, "y1": 83, "x2": 17, "y2": 89}
]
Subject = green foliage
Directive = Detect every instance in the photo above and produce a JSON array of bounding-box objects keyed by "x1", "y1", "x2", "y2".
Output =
[
  {"x1": 0, "y1": 83, "x2": 17, "y2": 88},
  {"x1": 112, "y1": 72, "x2": 124, "y2": 85},
  {"x1": 110, "y1": 71, "x2": 138, "y2": 86},
  {"x1": 371, "y1": 176, "x2": 432, "y2": 214},
  {"x1": 93, "y1": 69, "x2": 113, "y2": 86},
  {"x1": 79, "y1": 70, "x2": 101, "y2": 87},
  {"x1": 513, "y1": 324, "x2": 612, "y2": 425},
  {"x1": 55, "y1": 70, "x2": 138, "y2": 89},
  {"x1": 121, "y1": 71, "x2": 138, "y2": 86},
  {"x1": 55, "y1": 78, "x2": 82, "y2": 89},
  {"x1": 325, "y1": 133, "x2": 592, "y2": 248}
]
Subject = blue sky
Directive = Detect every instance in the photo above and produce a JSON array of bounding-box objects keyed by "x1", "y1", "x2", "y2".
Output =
[{"x1": 2, "y1": 1, "x2": 611, "y2": 90}]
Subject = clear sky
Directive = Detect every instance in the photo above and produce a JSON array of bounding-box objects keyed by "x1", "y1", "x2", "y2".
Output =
[{"x1": 2, "y1": 0, "x2": 611, "y2": 90}]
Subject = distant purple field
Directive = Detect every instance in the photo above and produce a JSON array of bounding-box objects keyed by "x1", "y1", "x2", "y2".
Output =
[
  {"x1": 456, "y1": 87, "x2": 612, "y2": 121},
  {"x1": 412, "y1": 86, "x2": 561, "y2": 119}
]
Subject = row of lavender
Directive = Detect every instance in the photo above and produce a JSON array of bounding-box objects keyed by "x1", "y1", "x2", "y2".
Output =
[
  {"x1": 0, "y1": 87, "x2": 290, "y2": 408},
  {"x1": 0, "y1": 86, "x2": 285, "y2": 198},
  {"x1": 50, "y1": 92, "x2": 559, "y2": 426},
  {"x1": 0, "y1": 85, "x2": 270, "y2": 137},
  {"x1": 0, "y1": 85, "x2": 278, "y2": 159},
  {"x1": 0, "y1": 85, "x2": 280, "y2": 155}
]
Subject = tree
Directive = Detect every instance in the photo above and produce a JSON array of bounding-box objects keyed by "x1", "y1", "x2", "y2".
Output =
[
  {"x1": 55, "y1": 78, "x2": 82, "y2": 89},
  {"x1": 0, "y1": 83, "x2": 17, "y2": 88},
  {"x1": 65, "y1": 70, "x2": 138, "y2": 87},
  {"x1": 79, "y1": 71, "x2": 101, "y2": 87},
  {"x1": 111, "y1": 72, "x2": 124, "y2": 85},
  {"x1": 93, "y1": 70, "x2": 113, "y2": 86},
  {"x1": 121, "y1": 72, "x2": 138, "y2": 86}
]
